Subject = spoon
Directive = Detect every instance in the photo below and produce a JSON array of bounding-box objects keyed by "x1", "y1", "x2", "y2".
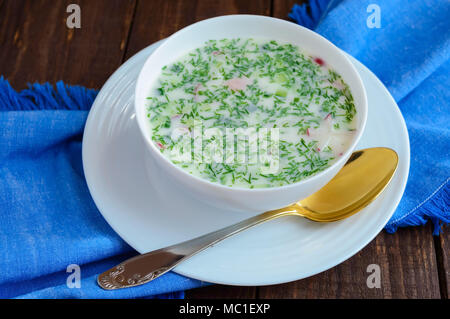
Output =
[{"x1": 97, "y1": 147, "x2": 398, "y2": 290}]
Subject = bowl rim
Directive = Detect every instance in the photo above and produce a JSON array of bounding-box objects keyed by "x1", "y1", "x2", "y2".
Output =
[{"x1": 134, "y1": 14, "x2": 368, "y2": 193}]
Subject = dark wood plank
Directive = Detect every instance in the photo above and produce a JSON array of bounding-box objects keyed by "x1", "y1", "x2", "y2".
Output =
[
  {"x1": 436, "y1": 225, "x2": 449, "y2": 298},
  {"x1": 258, "y1": 225, "x2": 441, "y2": 298},
  {"x1": 124, "y1": 0, "x2": 271, "y2": 60},
  {"x1": 0, "y1": 0, "x2": 136, "y2": 90},
  {"x1": 186, "y1": 285, "x2": 257, "y2": 299}
]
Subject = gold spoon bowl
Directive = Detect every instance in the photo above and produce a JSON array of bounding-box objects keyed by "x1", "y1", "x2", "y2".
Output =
[{"x1": 98, "y1": 147, "x2": 398, "y2": 290}]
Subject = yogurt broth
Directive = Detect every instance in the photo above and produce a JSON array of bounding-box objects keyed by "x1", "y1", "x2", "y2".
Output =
[{"x1": 145, "y1": 38, "x2": 357, "y2": 188}]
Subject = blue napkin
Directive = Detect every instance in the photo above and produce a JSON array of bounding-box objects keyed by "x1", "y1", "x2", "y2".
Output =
[
  {"x1": 290, "y1": 0, "x2": 449, "y2": 233},
  {"x1": 0, "y1": 79, "x2": 205, "y2": 298}
]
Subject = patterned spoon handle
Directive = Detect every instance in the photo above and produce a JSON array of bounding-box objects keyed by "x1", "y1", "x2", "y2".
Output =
[{"x1": 97, "y1": 209, "x2": 291, "y2": 290}]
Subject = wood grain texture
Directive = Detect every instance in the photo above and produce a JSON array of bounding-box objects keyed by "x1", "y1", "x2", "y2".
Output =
[
  {"x1": 124, "y1": 0, "x2": 271, "y2": 60},
  {"x1": 157, "y1": 0, "x2": 443, "y2": 299},
  {"x1": 258, "y1": 226, "x2": 440, "y2": 299},
  {"x1": 0, "y1": 0, "x2": 136, "y2": 89},
  {"x1": 436, "y1": 226, "x2": 449, "y2": 298}
]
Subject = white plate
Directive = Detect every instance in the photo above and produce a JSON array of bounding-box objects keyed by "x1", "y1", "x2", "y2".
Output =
[{"x1": 82, "y1": 40, "x2": 410, "y2": 286}]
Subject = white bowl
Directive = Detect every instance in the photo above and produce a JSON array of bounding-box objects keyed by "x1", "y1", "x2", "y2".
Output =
[{"x1": 135, "y1": 15, "x2": 368, "y2": 213}]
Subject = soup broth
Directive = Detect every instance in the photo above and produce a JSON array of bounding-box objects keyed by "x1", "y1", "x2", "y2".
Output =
[{"x1": 145, "y1": 38, "x2": 357, "y2": 188}]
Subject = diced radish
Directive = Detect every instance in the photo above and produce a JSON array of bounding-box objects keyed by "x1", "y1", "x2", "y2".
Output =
[
  {"x1": 225, "y1": 77, "x2": 251, "y2": 91},
  {"x1": 314, "y1": 57, "x2": 325, "y2": 66},
  {"x1": 156, "y1": 142, "x2": 165, "y2": 149},
  {"x1": 194, "y1": 83, "x2": 203, "y2": 93},
  {"x1": 194, "y1": 83, "x2": 203, "y2": 102}
]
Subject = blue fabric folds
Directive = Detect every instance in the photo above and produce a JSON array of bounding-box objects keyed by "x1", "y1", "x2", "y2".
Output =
[
  {"x1": 289, "y1": 0, "x2": 449, "y2": 233},
  {"x1": 0, "y1": 78, "x2": 204, "y2": 298}
]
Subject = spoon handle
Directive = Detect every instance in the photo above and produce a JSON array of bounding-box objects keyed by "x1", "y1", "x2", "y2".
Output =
[{"x1": 97, "y1": 209, "x2": 292, "y2": 290}]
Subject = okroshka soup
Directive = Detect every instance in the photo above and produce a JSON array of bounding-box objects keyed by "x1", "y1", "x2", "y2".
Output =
[{"x1": 144, "y1": 38, "x2": 357, "y2": 188}]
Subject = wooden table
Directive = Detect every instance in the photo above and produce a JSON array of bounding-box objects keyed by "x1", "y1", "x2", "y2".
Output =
[{"x1": 0, "y1": 0, "x2": 447, "y2": 299}]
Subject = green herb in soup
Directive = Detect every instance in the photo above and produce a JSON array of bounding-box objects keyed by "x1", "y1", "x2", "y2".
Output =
[{"x1": 146, "y1": 38, "x2": 357, "y2": 188}]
